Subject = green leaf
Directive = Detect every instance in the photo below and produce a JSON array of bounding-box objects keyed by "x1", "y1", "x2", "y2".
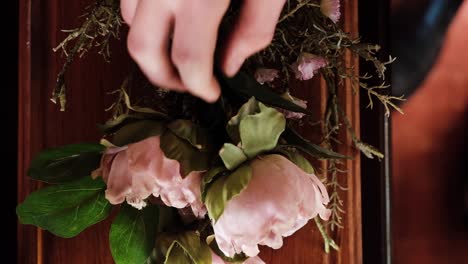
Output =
[
  {"x1": 122, "y1": 89, "x2": 168, "y2": 117},
  {"x1": 201, "y1": 167, "x2": 227, "y2": 202},
  {"x1": 165, "y1": 243, "x2": 194, "y2": 264},
  {"x1": 206, "y1": 235, "x2": 247, "y2": 263},
  {"x1": 110, "y1": 204, "x2": 159, "y2": 264},
  {"x1": 355, "y1": 141, "x2": 384, "y2": 159},
  {"x1": 219, "y1": 143, "x2": 248, "y2": 170},
  {"x1": 160, "y1": 130, "x2": 211, "y2": 177},
  {"x1": 282, "y1": 128, "x2": 351, "y2": 159},
  {"x1": 167, "y1": 120, "x2": 210, "y2": 151},
  {"x1": 27, "y1": 143, "x2": 104, "y2": 184},
  {"x1": 275, "y1": 147, "x2": 315, "y2": 174},
  {"x1": 205, "y1": 165, "x2": 252, "y2": 221},
  {"x1": 218, "y1": 71, "x2": 312, "y2": 115},
  {"x1": 98, "y1": 114, "x2": 145, "y2": 134},
  {"x1": 98, "y1": 112, "x2": 166, "y2": 135},
  {"x1": 16, "y1": 176, "x2": 111, "y2": 238},
  {"x1": 156, "y1": 232, "x2": 212, "y2": 264},
  {"x1": 226, "y1": 97, "x2": 259, "y2": 143},
  {"x1": 239, "y1": 103, "x2": 286, "y2": 158},
  {"x1": 113, "y1": 120, "x2": 166, "y2": 146}
]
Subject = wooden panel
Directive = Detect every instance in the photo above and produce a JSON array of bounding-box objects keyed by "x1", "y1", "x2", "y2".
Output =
[
  {"x1": 17, "y1": 0, "x2": 361, "y2": 263},
  {"x1": 18, "y1": 1, "x2": 131, "y2": 263}
]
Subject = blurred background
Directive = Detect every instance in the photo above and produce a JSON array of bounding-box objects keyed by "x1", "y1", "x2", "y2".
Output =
[
  {"x1": 391, "y1": 0, "x2": 461, "y2": 97},
  {"x1": 390, "y1": 0, "x2": 467, "y2": 263}
]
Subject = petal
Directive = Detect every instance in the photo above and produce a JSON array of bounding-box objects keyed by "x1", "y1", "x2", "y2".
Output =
[
  {"x1": 104, "y1": 151, "x2": 132, "y2": 205},
  {"x1": 321, "y1": 0, "x2": 341, "y2": 23},
  {"x1": 127, "y1": 137, "x2": 162, "y2": 200},
  {"x1": 213, "y1": 154, "x2": 331, "y2": 257},
  {"x1": 100, "y1": 136, "x2": 206, "y2": 215},
  {"x1": 100, "y1": 146, "x2": 127, "y2": 182},
  {"x1": 211, "y1": 251, "x2": 227, "y2": 264},
  {"x1": 244, "y1": 256, "x2": 266, "y2": 264},
  {"x1": 254, "y1": 68, "x2": 279, "y2": 84}
]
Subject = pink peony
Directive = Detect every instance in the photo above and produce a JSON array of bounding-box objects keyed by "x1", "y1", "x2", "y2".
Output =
[
  {"x1": 213, "y1": 154, "x2": 331, "y2": 257},
  {"x1": 98, "y1": 136, "x2": 206, "y2": 217},
  {"x1": 254, "y1": 68, "x2": 279, "y2": 85},
  {"x1": 292, "y1": 53, "x2": 327, "y2": 81},
  {"x1": 321, "y1": 0, "x2": 341, "y2": 23},
  {"x1": 211, "y1": 251, "x2": 265, "y2": 264}
]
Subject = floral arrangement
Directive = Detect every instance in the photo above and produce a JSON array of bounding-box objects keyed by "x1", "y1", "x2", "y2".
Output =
[{"x1": 17, "y1": 0, "x2": 402, "y2": 263}]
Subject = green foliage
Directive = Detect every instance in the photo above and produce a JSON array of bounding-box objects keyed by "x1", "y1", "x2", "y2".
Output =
[
  {"x1": 201, "y1": 167, "x2": 228, "y2": 202},
  {"x1": 239, "y1": 103, "x2": 286, "y2": 158},
  {"x1": 156, "y1": 232, "x2": 212, "y2": 264},
  {"x1": 16, "y1": 176, "x2": 111, "y2": 238},
  {"x1": 160, "y1": 130, "x2": 212, "y2": 177},
  {"x1": 275, "y1": 146, "x2": 315, "y2": 174},
  {"x1": 219, "y1": 143, "x2": 248, "y2": 170},
  {"x1": 112, "y1": 120, "x2": 166, "y2": 146},
  {"x1": 167, "y1": 120, "x2": 211, "y2": 151},
  {"x1": 110, "y1": 204, "x2": 159, "y2": 264},
  {"x1": 222, "y1": 98, "x2": 286, "y2": 170},
  {"x1": 27, "y1": 143, "x2": 104, "y2": 184},
  {"x1": 204, "y1": 165, "x2": 252, "y2": 222},
  {"x1": 206, "y1": 235, "x2": 248, "y2": 263}
]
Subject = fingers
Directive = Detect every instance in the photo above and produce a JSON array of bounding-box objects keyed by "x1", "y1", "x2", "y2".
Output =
[
  {"x1": 120, "y1": 0, "x2": 139, "y2": 25},
  {"x1": 127, "y1": 0, "x2": 184, "y2": 91},
  {"x1": 221, "y1": 0, "x2": 286, "y2": 77},
  {"x1": 171, "y1": 0, "x2": 229, "y2": 102}
]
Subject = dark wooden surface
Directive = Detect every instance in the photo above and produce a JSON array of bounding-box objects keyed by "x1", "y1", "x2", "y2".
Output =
[{"x1": 17, "y1": 0, "x2": 362, "y2": 263}]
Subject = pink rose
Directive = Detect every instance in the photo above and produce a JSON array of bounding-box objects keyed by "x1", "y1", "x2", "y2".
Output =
[
  {"x1": 321, "y1": 0, "x2": 341, "y2": 23},
  {"x1": 211, "y1": 251, "x2": 265, "y2": 264},
  {"x1": 292, "y1": 53, "x2": 327, "y2": 81},
  {"x1": 213, "y1": 154, "x2": 331, "y2": 257},
  {"x1": 99, "y1": 136, "x2": 206, "y2": 217},
  {"x1": 254, "y1": 68, "x2": 279, "y2": 85}
]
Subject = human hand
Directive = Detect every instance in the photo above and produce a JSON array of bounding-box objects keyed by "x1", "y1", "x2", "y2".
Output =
[{"x1": 121, "y1": 0, "x2": 286, "y2": 102}]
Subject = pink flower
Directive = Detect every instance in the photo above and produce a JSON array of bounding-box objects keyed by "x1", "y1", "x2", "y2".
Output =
[
  {"x1": 211, "y1": 251, "x2": 265, "y2": 264},
  {"x1": 99, "y1": 136, "x2": 206, "y2": 217},
  {"x1": 213, "y1": 155, "x2": 330, "y2": 257},
  {"x1": 278, "y1": 92, "x2": 308, "y2": 119},
  {"x1": 292, "y1": 53, "x2": 327, "y2": 81},
  {"x1": 254, "y1": 68, "x2": 279, "y2": 85},
  {"x1": 321, "y1": 0, "x2": 341, "y2": 23}
]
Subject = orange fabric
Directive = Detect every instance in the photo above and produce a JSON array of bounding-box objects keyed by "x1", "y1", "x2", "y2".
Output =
[{"x1": 392, "y1": 1, "x2": 468, "y2": 263}]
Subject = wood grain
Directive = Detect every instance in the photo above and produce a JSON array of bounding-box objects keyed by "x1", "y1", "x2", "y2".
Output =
[{"x1": 17, "y1": 0, "x2": 361, "y2": 263}]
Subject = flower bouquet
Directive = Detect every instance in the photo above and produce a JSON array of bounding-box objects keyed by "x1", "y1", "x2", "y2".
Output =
[{"x1": 17, "y1": 0, "x2": 402, "y2": 263}]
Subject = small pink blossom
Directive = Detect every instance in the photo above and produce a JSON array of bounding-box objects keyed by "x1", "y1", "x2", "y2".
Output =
[
  {"x1": 98, "y1": 136, "x2": 206, "y2": 217},
  {"x1": 254, "y1": 68, "x2": 279, "y2": 85},
  {"x1": 321, "y1": 0, "x2": 341, "y2": 23},
  {"x1": 213, "y1": 154, "x2": 330, "y2": 258},
  {"x1": 292, "y1": 53, "x2": 327, "y2": 81}
]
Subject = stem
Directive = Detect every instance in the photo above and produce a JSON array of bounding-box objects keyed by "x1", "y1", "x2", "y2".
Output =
[
  {"x1": 278, "y1": 0, "x2": 316, "y2": 24},
  {"x1": 314, "y1": 218, "x2": 339, "y2": 253}
]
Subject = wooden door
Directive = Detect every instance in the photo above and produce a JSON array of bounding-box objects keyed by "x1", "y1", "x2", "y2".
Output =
[{"x1": 17, "y1": 0, "x2": 361, "y2": 263}]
